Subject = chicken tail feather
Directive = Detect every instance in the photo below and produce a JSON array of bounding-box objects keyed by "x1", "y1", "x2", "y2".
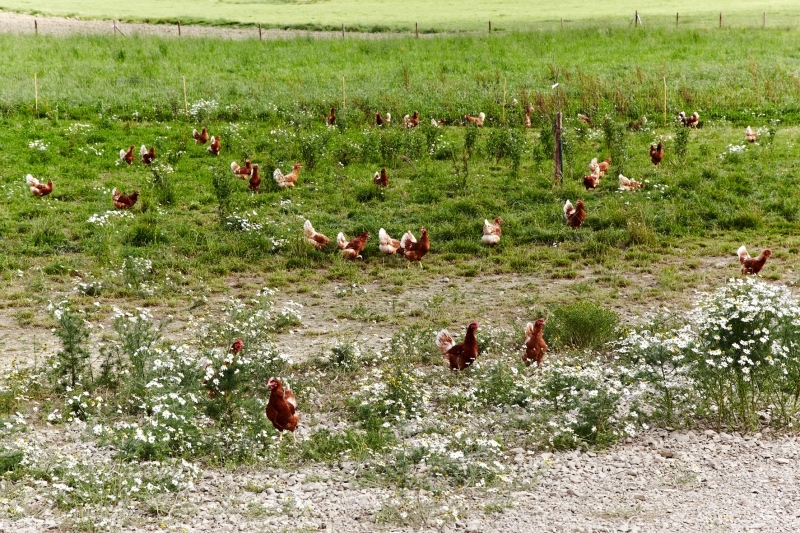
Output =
[
  {"x1": 336, "y1": 232, "x2": 348, "y2": 250},
  {"x1": 436, "y1": 330, "x2": 455, "y2": 355},
  {"x1": 737, "y1": 245, "x2": 750, "y2": 263}
]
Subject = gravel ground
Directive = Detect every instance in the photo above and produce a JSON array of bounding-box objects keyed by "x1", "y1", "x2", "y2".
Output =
[{"x1": 1, "y1": 428, "x2": 798, "y2": 532}]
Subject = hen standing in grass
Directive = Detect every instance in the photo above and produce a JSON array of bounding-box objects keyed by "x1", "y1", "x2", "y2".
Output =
[
  {"x1": 26, "y1": 174, "x2": 53, "y2": 197},
  {"x1": 327, "y1": 106, "x2": 336, "y2": 126},
  {"x1": 437, "y1": 321, "x2": 479, "y2": 371},
  {"x1": 248, "y1": 165, "x2": 261, "y2": 192},
  {"x1": 266, "y1": 378, "x2": 299, "y2": 442},
  {"x1": 400, "y1": 227, "x2": 430, "y2": 267},
  {"x1": 650, "y1": 141, "x2": 664, "y2": 166},
  {"x1": 337, "y1": 231, "x2": 370, "y2": 260},
  {"x1": 737, "y1": 245, "x2": 772, "y2": 276},
  {"x1": 481, "y1": 217, "x2": 502, "y2": 246},
  {"x1": 564, "y1": 200, "x2": 586, "y2": 229},
  {"x1": 618, "y1": 174, "x2": 643, "y2": 191},
  {"x1": 522, "y1": 318, "x2": 548, "y2": 367},
  {"x1": 464, "y1": 112, "x2": 485, "y2": 127},
  {"x1": 274, "y1": 163, "x2": 301, "y2": 189},
  {"x1": 303, "y1": 220, "x2": 330, "y2": 249},
  {"x1": 231, "y1": 159, "x2": 253, "y2": 178},
  {"x1": 207, "y1": 135, "x2": 221, "y2": 156},
  {"x1": 140, "y1": 145, "x2": 156, "y2": 165},
  {"x1": 373, "y1": 168, "x2": 388, "y2": 187},
  {"x1": 378, "y1": 228, "x2": 402, "y2": 255},
  {"x1": 112, "y1": 188, "x2": 139, "y2": 209},
  {"x1": 404, "y1": 110, "x2": 419, "y2": 128},
  {"x1": 193, "y1": 126, "x2": 209, "y2": 144},
  {"x1": 119, "y1": 145, "x2": 135, "y2": 165}
]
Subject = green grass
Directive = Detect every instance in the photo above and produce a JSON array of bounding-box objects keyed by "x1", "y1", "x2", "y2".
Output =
[
  {"x1": 3, "y1": 0, "x2": 800, "y2": 31},
  {"x1": 1, "y1": 28, "x2": 799, "y2": 310}
]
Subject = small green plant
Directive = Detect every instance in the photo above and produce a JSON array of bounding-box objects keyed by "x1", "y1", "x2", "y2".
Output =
[
  {"x1": 212, "y1": 168, "x2": 235, "y2": 222},
  {"x1": 602, "y1": 116, "x2": 627, "y2": 176},
  {"x1": 150, "y1": 161, "x2": 176, "y2": 205},
  {"x1": 47, "y1": 300, "x2": 92, "y2": 390},
  {"x1": 548, "y1": 302, "x2": 619, "y2": 349},
  {"x1": 673, "y1": 124, "x2": 690, "y2": 162}
]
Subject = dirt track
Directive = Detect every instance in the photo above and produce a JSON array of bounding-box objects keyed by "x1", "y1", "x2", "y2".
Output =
[{"x1": 0, "y1": 10, "x2": 422, "y2": 39}]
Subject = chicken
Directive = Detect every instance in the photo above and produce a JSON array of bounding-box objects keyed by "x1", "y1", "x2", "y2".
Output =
[
  {"x1": 464, "y1": 112, "x2": 485, "y2": 127},
  {"x1": 577, "y1": 113, "x2": 592, "y2": 126},
  {"x1": 373, "y1": 167, "x2": 388, "y2": 187},
  {"x1": 119, "y1": 145, "x2": 135, "y2": 165},
  {"x1": 376, "y1": 111, "x2": 384, "y2": 126},
  {"x1": 140, "y1": 145, "x2": 156, "y2": 165},
  {"x1": 231, "y1": 159, "x2": 253, "y2": 178},
  {"x1": 230, "y1": 338, "x2": 244, "y2": 353},
  {"x1": 25, "y1": 174, "x2": 53, "y2": 197},
  {"x1": 400, "y1": 227, "x2": 430, "y2": 266},
  {"x1": 522, "y1": 318, "x2": 547, "y2": 367},
  {"x1": 650, "y1": 141, "x2": 664, "y2": 166},
  {"x1": 327, "y1": 106, "x2": 336, "y2": 126},
  {"x1": 618, "y1": 174, "x2": 643, "y2": 191},
  {"x1": 266, "y1": 378, "x2": 299, "y2": 442},
  {"x1": 378, "y1": 228, "x2": 402, "y2": 255},
  {"x1": 303, "y1": 220, "x2": 330, "y2": 249},
  {"x1": 430, "y1": 118, "x2": 440, "y2": 128},
  {"x1": 745, "y1": 126, "x2": 758, "y2": 143},
  {"x1": 627, "y1": 116, "x2": 648, "y2": 131},
  {"x1": 112, "y1": 188, "x2": 139, "y2": 209},
  {"x1": 404, "y1": 110, "x2": 419, "y2": 128},
  {"x1": 564, "y1": 199, "x2": 586, "y2": 229},
  {"x1": 482, "y1": 217, "x2": 502, "y2": 246},
  {"x1": 274, "y1": 163, "x2": 301, "y2": 189},
  {"x1": 589, "y1": 157, "x2": 610, "y2": 177},
  {"x1": 193, "y1": 126, "x2": 209, "y2": 144},
  {"x1": 737, "y1": 245, "x2": 771, "y2": 276},
  {"x1": 337, "y1": 231, "x2": 370, "y2": 260},
  {"x1": 207, "y1": 135, "x2": 221, "y2": 156},
  {"x1": 524, "y1": 105, "x2": 532, "y2": 128},
  {"x1": 248, "y1": 165, "x2": 261, "y2": 192},
  {"x1": 583, "y1": 174, "x2": 600, "y2": 190},
  {"x1": 679, "y1": 111, "x2": 700, "y2": 128},
  {"x1": 437, "y1": 321, "x2": 479, "y2": 371}
]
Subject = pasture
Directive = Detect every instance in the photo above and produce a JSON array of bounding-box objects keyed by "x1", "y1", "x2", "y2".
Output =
[
  {"x1": 2, "y1": 0, "x2": 800, "y2": 31},
  {"x1": 1, "y1": 21, "x2": 800, "y2": 532}
]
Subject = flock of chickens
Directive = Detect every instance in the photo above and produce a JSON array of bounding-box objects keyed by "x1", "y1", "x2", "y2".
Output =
[
  {"x1": 23, "y1": 108, "x2": 774, "y2": 442},
  {"x1": 256, "y1": 312, "x2": 548, "y2": 442}
]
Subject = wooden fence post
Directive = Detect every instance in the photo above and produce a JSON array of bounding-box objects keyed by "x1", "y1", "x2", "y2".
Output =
[
  {"x1": 719, "y1": 12, "x2": 722, "y2": 28},
  {"x1": 663, "y1": 77, "x2": 667, "y2": 127},
  {"x1": 676, "y1": 13, "x2": 679, "y2": 28},
  {"x1": 178, "y1": 21, "x2": 181, "y2": 36},
  {"x1": 763, "y1": 12, "x2": 766, "y2": 28},
  {"x1": 635, "y1": 10, "x2": 639, "y2": 27},
  {"x1": 489, "y1": 20, "x2": 492, "y2": 33},
  {"x1": 561, "y1": 18, "x2": 563, "y2": 29},
  {"x1": 34, "y1": 73, "x2": 38, "y2": 117},
  {"x1": 502, "y1": 77, "x2": 507, "y2": 125},
  {"x1": 34, "y1": 19, "x2": 37, "y2": 35},
  {"x1": 341, "y1": 23, "x2": 345, "y2": 39},
  {"x1": 183, "y1": 76, "x2": 189, "y2": 117},
  {"x1": 554, "y1": 112, "x2": 563, "y2": 185},
  {"x1": 259, "y1": 23, "x2": 262, "y2": 40},
  {"x1": 415, "y1": 22, "x2": 418, "y2": 38}
]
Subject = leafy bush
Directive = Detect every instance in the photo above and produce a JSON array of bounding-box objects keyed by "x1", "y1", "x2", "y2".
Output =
[
  {"x1": 547, "y1": 302, "x2": 619, "y2": 349},
  {"x1": 618, "y1": 278, "x2": 800, "y2": 432},
  {"x1": 47, "y1": 300, "x2": 91, "y2": 390},
  {"x1": 529, "y1": 358, "x2": 638, "y2": 449}
]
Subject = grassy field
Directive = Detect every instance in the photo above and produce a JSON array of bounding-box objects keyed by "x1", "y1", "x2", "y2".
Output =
[
  {"x1": 1, "y1": 23, "x2": 800, "y2": 531},
  {"x1": 2, "y1": 0, "x2": 800, "y2": 31}
]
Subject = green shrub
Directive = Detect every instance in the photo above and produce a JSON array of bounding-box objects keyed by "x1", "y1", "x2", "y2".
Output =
[{"x1": 547, "y1": 302, "x2": 619, "y2": 349}]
